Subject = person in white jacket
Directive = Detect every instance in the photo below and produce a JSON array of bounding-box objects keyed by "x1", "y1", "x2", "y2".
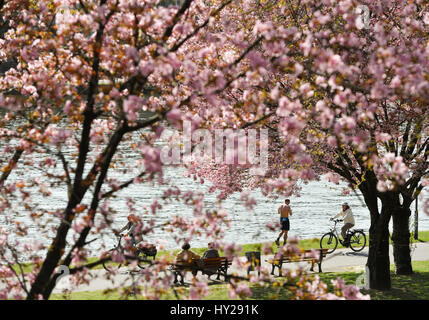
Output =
[{"x1": 331, "y1": 202, "x2": 355, "y2": 243}]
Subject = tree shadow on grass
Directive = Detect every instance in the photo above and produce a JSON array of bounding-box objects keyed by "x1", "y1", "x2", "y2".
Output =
[
  {"x1": 250, "y1": 267, "x2": 429, "y2": 300},
  {"x1": 248, "y1": 271, "x2": 364, "y2": 300},
  {"x1": 319, "y1": 268, "x2": 429, "y2": 300},
  {"x1": 415, "y1": 239, "x2": 427, "y2": 243},
  {"x1": 363, "y1": 271, "x2": 429, "y2": 300}
]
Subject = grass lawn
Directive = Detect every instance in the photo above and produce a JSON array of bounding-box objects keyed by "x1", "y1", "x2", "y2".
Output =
[
  {"x1": 50, "y1": 259, "x2": 429, "y2": 300},
  {"x1": 317, "y1": 260, "x2": 429, "y2": 300}
]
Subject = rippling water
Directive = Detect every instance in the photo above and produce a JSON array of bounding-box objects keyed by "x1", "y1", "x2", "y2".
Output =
[{"x1": 1, "y1": 134, "x2": 428, "y2": 258}]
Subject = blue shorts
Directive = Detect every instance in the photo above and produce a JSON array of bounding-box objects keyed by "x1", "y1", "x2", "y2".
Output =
[{"x1": 280, "y1": 217, "x2": 290, "y2": 231}]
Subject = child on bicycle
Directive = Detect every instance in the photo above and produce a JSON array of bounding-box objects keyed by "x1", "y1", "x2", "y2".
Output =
[{"x1": 331, "y1": 202, "x2": 355, "y2": 245}]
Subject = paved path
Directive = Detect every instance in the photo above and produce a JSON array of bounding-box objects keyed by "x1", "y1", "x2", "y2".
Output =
[
  {"x1": 51, "y1": 242, "x2": 429, "y2": 294},
  {"x1": 319, "y1": 241, "x2": 429, "y2": 272}
]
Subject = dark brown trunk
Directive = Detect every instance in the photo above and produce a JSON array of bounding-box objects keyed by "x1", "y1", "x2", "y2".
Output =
[
  {"x1": 366, "y1": 221, "x2": 391, "y2": 290},
  {"x1": 40, "y1": 128, "x2": 126, "y2": 299},
  {"x1": 360, "y1": 180, "x2": 391, "y2": 290},
  {"x1": 26, "y1": 16, "x2": 109, "y2": 300},
  {"x1": 27, "y1": 198, "x2": 83, "y2": 299},
  {"x1": 391, "y1": 205, "x2": 413, "y2": 275},
  {"x1": 0, "y1": 148, "x2": 23, "y2": 185}
]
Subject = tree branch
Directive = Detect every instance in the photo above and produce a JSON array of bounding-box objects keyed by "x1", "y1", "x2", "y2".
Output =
[
  {"x1": 162, "y1": 0, "x2": 194, "y2": 42},
  {"x1": 169, "y1": 0, "x2": 233, "y2": 53}
]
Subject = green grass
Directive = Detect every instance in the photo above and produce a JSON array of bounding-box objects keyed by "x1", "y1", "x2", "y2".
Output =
[
  {"x1": 317, "y1": 260, "x2": 429, "y2": 300},
  {"x1": 410, "y1": 230, "x2": 429, "y2": 243},
  {"x1": 51, "y1": 290, "x2": 123, "y2": 300},
  {"x1": 50, "y1": 259, "x2": 429, "y2": 300},
  {"x1": 49, "y1": 282, "x2": 296, "y2": 300}
]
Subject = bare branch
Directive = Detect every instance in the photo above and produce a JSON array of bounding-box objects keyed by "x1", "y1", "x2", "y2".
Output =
[
  {"x1": 169, "y1": 0, "x2": 234, "y2": 53},
  {"x1": 0, "y1": 148, "x2": 23, "y2": 186},
  {"x1": 162, "y1": 0, "x2": 194, "y2": 41}
]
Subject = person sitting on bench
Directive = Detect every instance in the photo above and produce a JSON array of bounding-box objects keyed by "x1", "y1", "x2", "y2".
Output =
[
  {"x1": 201, "y1": 242, "x2": 220, "y2": 279},
  {"x1": 202, "y1": 242, "x2": 219, "y2": 259},
  {"x1": 175, "y1": 243, "x2": 201, "y2": 277}
]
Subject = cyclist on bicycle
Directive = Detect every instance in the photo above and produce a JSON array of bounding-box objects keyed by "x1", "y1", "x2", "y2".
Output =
[
  {"x1": 331, "y1": 202, "x2": 355, "y2": 245},
  {"x1": 118, "y1": 214, "x2": 138, "y2": 246}
]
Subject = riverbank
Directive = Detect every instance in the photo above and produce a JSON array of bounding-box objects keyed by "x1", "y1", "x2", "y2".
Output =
[
  {"x1": 107, "y1": 229, "x2": 429, "y2": 263},
  {"x1": 10, "y1": 230, "x2": 429, "y2": 274},
  {"x1": 50, "y1": 258, "x2": 429, "y2": 300},
  {"x1": 6, "y1": 232, "x2": 429, "y2": 299}
]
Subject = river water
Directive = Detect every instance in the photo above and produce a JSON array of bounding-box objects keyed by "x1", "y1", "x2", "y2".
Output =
[{"x1": 1, "y1": 133, "x2": 428, "y2": 257}]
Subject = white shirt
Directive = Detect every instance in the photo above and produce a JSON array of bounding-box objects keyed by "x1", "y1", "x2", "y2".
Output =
[{"x1": 333, "y1": 208, "x2": 355, "y2": 225}]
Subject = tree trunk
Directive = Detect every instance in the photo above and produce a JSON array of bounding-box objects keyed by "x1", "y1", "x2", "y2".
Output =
[
  {"x1": 40, "y1": 128, "x2": 126, "y2": 299},
  {"x1": 27, "y1": 201, "x2": 82, "y2": 299},
  {"x1": 366, "y1": 221, "x2": 391, "y2": 290},
  {"x1": 391, "y1": 206, "x2": 413, "y2": 275},
  {"x1": 360, "y1": 180, "x2": 392, "y2": 290}
]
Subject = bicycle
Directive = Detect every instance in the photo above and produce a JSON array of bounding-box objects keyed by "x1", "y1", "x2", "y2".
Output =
[
  {"x1": 103, "y1": 234, "x2": 157, "y2": 273},
  {"x1": 320, "y1": 219, "x2": 366, "y2": 254}
]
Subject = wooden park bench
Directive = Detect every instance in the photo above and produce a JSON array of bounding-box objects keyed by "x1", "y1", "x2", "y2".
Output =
[
  {"x1": 170, "y1": 257, "x2": 232, "y2": 285},
  {"x1": 266, "y1": 249, "x2": 329, "y2": 276}
]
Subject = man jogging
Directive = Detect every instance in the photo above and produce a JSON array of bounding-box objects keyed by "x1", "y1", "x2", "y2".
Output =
[{"x1": 275, "y1": 199, "x2": 292, "y2": 246}]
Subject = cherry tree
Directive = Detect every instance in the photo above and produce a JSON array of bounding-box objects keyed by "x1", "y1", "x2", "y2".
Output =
[
  {"x1": 0, "y1": 0, "x2": 372, "y2": 300},
  {"x1": 182, "y1": 0, "x2": 429, "y2": 290}
]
